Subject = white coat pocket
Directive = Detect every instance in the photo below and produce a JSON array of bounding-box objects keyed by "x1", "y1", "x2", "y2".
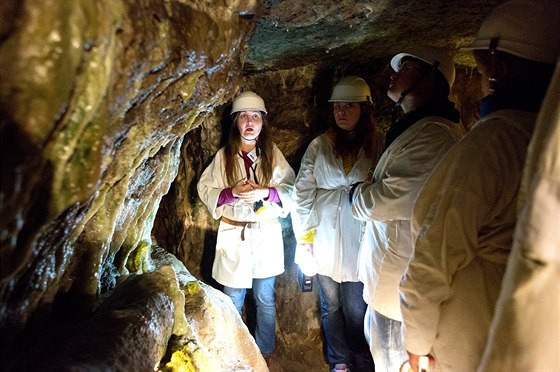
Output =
[{"x1": 213, "y1": 224, "x2": 254, "y2": 288}]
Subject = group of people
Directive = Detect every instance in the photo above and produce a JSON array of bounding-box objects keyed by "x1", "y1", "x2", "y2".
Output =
[{"x1": 197, "y1": 1, "x2": 559, "y2": 371}]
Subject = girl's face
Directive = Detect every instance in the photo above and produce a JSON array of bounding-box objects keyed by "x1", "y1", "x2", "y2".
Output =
[
  {"x1": 333, "y1": 102, "x2": 361, "y2": 131},
  {"x1": 236, "y1": 111, "x2": 263, "y2": 141}
]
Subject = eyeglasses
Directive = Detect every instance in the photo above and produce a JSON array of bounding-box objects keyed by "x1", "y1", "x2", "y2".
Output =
[{"x1": 396, "y1": 61, "x2": 426, "y2": 75}]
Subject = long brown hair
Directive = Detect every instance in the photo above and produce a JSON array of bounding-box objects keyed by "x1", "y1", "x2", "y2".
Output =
[
  {"x1": 331, "y1": 102, "x2": 377, "y2": 160},
  {"x1": 224, "y1": 113, "x2": 274, "y2": 187}
]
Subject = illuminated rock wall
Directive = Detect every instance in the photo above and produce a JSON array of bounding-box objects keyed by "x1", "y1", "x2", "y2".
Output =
[{"x1": 1, "y1": 0, "x2": 267, "y2": 370}]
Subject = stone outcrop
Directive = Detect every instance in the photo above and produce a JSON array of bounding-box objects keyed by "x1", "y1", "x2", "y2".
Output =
[{"x1": 1, "y1": 0, "x2": 262, "y2": 369}]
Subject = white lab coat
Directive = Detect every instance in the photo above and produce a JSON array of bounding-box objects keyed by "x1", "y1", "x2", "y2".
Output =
[
  {"x1": 352, "y1": 117, "x2": 464, "y2": 320},
  {"x1": 400, "y1": 110, "x2": 537, "y2": 372},
  {"x1": 478, "y1": 64, "x2": 560, "y2": 371},
  {"x1": 292, "y1": 133, "x2": 376, "y2": 282},
  {"x1": 197, "y1": 144, "x2": 295, "y2": 288}
]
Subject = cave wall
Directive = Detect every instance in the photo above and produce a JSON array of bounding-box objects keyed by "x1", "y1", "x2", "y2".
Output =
[
  {"x1": 1, "y1": 0, "x2": 270, "y2": 369},
  {"x1": 1, "y1": 0, "x2": 256, "y2": 327}
]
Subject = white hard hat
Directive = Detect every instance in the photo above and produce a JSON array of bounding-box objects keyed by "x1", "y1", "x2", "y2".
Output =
[
  {"x1": 390, "y1": 46, "x2": 456, "y2": 88},
  {"x1": 328, "y1": 76, "x2": 372, "y2": 103},
  {"x1": 231, "y1": 91, "x2": 267, "y2": 115},
  {"x1": 468, "y1": 0, "x2": 559, "y2": 63}
]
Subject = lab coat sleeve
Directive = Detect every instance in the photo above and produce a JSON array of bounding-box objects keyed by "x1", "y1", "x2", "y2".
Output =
[
  {"x1": 291, "y1": 138, "x2": 320, "y2": 238},
  {"x1": 268, "y1": 143, "x2": 296, "y2": 217},
  {"x1": 399, "y1": 119, "x2": 529, "y2": 356},
  {"x1": 352, "y1": 123, "x2": 458, "y2": 222},
  {"x1": 479, "y1": 178, "x2": 560, "y2": 371},
  {"x1": 399, "y1": 186, "x2": 484, "y2": 355},
  {"x1": 479, "y1": 64, "x2": 560, "y2": 371},
  {"x1": 197, "y1": 148, "x2": 229, "y2": 220}
]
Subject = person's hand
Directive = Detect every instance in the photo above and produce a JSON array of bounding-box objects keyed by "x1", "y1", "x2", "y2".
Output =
[
  {"x1": 299, "y1": 242, "x2": 314, "y2": 256},
  {"x1": 231, "y1": 178, "x2": 253, "y2": 198},
  {"x1": 297, "y1": 242, "x2": 317, "y2": 276},
  {"x1": 238, "y1": 180, "x2": 270, "y2": 203},
  {"x1": 407, "y1": 352, "x2": 434, "y2": 372}
]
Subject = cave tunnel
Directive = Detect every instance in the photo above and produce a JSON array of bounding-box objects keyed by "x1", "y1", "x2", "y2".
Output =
[{"x1": 0, "y1": 0, "x2": 558, "y2": 371}]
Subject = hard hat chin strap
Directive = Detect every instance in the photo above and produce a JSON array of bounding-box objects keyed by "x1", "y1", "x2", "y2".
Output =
[
  {"x1": 489, "y1": 37, "x2": 499, "y2": 57},
  {"x1": 240, "y1": 135, "x2": 258, "y2": 143},
  {"x1": 488, "y1": 37, "x2": 500, "y2": 94},
  {"x1": 395, "y1": 60, "x2": 441, "y2": 106},
  {"x1": 392, "y1": 60, "x2": 441, "y2": 124}
]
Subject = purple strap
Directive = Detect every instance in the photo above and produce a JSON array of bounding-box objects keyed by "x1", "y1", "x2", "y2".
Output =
[
  {"x1": 217, "y1": 188, "x2": 237, "y2": 207},
  {"x1": 266, "y1": 187, "x2": 280, "y2": 203},
  {"x1": 216, "y1": 151, "x2": 281, "y2": 207},
  {"x1": 241, "y1": 151, "x2": 252, "y2": 179}
]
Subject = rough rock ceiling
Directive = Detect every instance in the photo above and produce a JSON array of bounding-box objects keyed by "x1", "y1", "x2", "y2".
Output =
[{"x1": 246, "y1": 0, "x2": 506, "y2": 72}]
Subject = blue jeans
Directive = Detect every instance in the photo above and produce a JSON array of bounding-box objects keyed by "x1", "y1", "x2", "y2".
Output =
[
  {"x1": 223, "y1": 276, "x2": 276, "y2": 354},
  {"x1": 317, "y1": 275, "x2": 371, "y2": 368},
  {"x1": 364, "y1": 306, "x2": 408, "y2": 372}
]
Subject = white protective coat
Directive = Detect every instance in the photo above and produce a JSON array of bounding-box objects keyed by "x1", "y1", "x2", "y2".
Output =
[
  {"x1": 292, "y1": 133, "x2": 376, "y2": 283},
  {"x1": 197, "y1": 144, "x2": 295, "y2": 288},
  {"x1": 352, "y1": 117, "x2": 464, "y2": 320},
  {"x1": 478, "y1": 64, "x2": 560, "y2": 371},
  {"x1": 400, "y1": 110, "x2": 537, "y2": 372}
]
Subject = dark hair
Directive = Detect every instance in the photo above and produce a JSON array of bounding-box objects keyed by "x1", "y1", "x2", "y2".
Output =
[
  {"x1": 330, "y1": 102, "x2": 377, "y2": 160},
  {"x1": 224, "y1": 112, "x2": 274, "y2": 187}
]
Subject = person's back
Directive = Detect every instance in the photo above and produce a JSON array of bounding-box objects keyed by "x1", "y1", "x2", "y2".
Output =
[
  {"x1": 478, "y1": 60, "x2": 560, "y2": 372},
  {"x1": 399, "y1": 1, "x2": 559, "y2": 371}
]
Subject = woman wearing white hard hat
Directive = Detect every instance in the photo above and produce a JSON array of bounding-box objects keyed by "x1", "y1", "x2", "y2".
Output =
[
  {"x1": 350, "y1": 46, "x2": 464, "y2": 372},
  {"x1": 399, "y1": 1, "x2": 559, "y2": 371},
  {"x1": 197, "y1": 91, "x2": 295, "y2": 366},
  {"x1": 292, "y1": 76, "x2": 377, "y2": 372}
]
